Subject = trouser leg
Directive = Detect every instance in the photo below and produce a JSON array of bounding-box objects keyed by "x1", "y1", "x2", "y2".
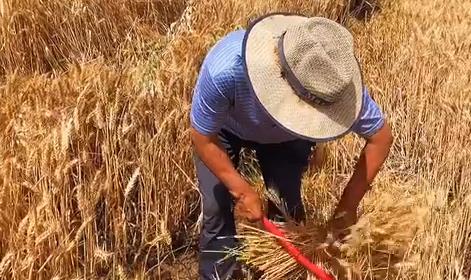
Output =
[
  {"x1": 196, "y1": 130, "x2": 242, "y2": 280},
  {"x1": 256, "y1": 140, "x2": 314, "y2": 222}
]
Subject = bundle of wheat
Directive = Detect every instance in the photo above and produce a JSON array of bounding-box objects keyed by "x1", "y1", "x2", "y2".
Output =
[{"x1": 238, "y1": 177, "x2": 429, "y2": 279}]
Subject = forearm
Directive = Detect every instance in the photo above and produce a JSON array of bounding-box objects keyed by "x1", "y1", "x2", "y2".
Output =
[
  {"x1": 337, "y1": 123, "x2": 393, "y2": 212},
  {"x1": 191, "y1": 129, "x2": 249, "y2": 199}
]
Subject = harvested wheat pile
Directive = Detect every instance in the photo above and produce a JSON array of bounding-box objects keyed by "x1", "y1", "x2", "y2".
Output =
[{"x1": 239, "y1": 177, "x2": 429, "y2": 279}]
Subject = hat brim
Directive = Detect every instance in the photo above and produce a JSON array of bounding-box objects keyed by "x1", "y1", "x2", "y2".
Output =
[{"x1": 242, "y1": 13, "x2": 364, "y2": 141}]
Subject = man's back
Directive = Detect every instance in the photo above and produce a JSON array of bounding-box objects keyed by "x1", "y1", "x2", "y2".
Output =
[{"x1": 191, "y1": 29, "x2": 385, "y2": 144}]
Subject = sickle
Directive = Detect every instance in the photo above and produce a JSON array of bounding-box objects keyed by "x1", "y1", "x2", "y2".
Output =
[{"x1": 262, "y1": 217, "x2": 335, "y2": 280}]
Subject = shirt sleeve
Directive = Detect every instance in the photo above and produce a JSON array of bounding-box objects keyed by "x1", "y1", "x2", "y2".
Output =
[
  {"x1": 351, "y1": 87, "x2": 385, "y2": 138},
  {"x1": 190, "y1": 66, "x2": 234, "y2": 135}
]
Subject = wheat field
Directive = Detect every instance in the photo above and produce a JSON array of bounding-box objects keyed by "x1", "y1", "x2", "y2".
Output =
[{"x1": 0, "y1": 0, "x2": 470, "y2": 279}]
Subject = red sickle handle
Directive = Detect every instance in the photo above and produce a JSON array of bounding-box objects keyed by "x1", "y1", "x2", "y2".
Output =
[{"x1": 262, "y1": 217, "x2": 334, "y2": 280}]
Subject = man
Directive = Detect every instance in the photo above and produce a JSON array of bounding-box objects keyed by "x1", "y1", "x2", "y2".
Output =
[{"x1": 190, "y1": 13, "x2": 393, "y2": 280}]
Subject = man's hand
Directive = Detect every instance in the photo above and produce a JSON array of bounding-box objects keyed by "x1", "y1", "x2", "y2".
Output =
[
  {"x1": 326, "y1": 209, "x2": 358, "y2": 244},
  {"x1": 336, "y1": 122, "x2": 393, "y2": 216},
  {"x1": 318, "y1": 208, "x2": 357, "y2": 257},
  {"x1": 191, "y1": 128, "x2": 264, "y2": 222},
  {"x1": 234, "y1": 186, "x2": 264, "y2": 222},
  {"x1": 323, "y1": 122, "x2": 392, "y2": 249}
]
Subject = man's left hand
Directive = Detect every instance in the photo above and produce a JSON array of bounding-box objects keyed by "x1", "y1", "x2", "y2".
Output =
[
  {"x1": 320, "y1": 122, "x2": 392, "y2": 252},
  {"x1": 328, "y1": 209, "x2": 357, "y2": 241},
  {"x1": 320, "y1": 208, "x2": 358, "y2": 256}
]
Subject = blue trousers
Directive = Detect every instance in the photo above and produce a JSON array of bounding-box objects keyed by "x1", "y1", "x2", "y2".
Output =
[{"x1": 195, "y1": 130, "x2": 314, "y2": 280}]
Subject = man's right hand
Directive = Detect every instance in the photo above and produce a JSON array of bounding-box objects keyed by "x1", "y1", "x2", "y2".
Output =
[
  {"x1": 234, "y1": 186, "x2": 263, "y2": 222},
  {"x1": 190, "y1": 128, "x2": 264, "y2": 222}
]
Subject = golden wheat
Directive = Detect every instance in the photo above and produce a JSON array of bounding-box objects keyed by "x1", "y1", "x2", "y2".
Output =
[{"x1": 0, "y1": 0, "x2": 469, "y2": 279}]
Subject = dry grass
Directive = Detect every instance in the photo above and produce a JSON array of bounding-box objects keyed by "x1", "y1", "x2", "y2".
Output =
[
  {"x1": 0, "y1": 0, "x2": 186, "y2": 74},
  {"x1": 0, "y1": 0, "x2": 470, "y2": 279}
]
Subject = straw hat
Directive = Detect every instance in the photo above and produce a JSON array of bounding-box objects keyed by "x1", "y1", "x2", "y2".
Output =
[{"x1": 242, "y1": 13, "x2": 364, "y2": 141}]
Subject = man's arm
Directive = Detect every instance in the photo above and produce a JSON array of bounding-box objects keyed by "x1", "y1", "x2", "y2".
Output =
[
  {"x1": 191, "y1": 128, "x2": 263, "y2": 221},
  {"x1": 335, "y1": 121, "x2": 393, "y2": 214},
  {"x1": 190, "y1": 62, "x2": 263, "y2": 222},
  {"x1": 191, "y1": 128, "x2": 251, "y2": 199},
  {"x1": 326, "y1": 121, "x2": 393, "y2": 244}
]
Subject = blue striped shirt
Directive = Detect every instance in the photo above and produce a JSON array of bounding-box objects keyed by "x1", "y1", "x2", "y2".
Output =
[{"x1": 190, "y1": 29, "x2": 384, "y2": 144}]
